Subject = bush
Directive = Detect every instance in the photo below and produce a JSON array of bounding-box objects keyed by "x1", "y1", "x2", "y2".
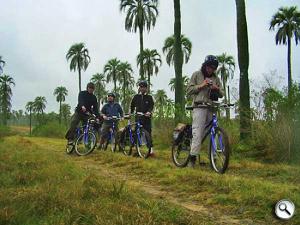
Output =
[
  {"x1": 32, "y1": 122, "x2": 67, "y2": 138},
  {"x1": 0, "y1": 125, "x2": 11, "y2": 139}
]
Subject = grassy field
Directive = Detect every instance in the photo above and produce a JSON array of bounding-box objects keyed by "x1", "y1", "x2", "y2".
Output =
[{"x1": 0, "y1": 131, "x2": 299, "y2": 224}]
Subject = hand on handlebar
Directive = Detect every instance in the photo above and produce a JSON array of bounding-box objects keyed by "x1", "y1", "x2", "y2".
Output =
[{"x1": 145, "y1": 112, "x2": 151, "y2": 117}]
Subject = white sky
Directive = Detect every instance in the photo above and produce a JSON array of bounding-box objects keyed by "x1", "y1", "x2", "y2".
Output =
[{"x1": 1, "y1": 0, "x2": 299, "y2": 113}]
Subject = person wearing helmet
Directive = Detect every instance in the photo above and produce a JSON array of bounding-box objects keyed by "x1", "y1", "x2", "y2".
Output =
[
  {"x1": 99, "y1": 92, "x2": 124, "y2": 148},
  {"x1": 130, "y1": 80, "x2": 155, "y2": 156},
  {"x1": 65, "y1": 82, "x2": 100, "y2": 145},
  {"x1": 186, "y1": 55, "x2": 224, "y2": 167}
]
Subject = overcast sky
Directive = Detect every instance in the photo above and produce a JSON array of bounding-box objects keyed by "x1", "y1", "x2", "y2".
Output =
[{"x1": 1, "y1": 0, "x2": 300, "y2": 113}]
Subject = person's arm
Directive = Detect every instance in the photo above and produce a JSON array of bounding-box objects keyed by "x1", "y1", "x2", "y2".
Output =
[
  {"x1": 148, "y1": 95, "x2": 154, "y2": 113},
  {"x1": 130, "y1": 95, "x2": 136, "y2": 114},
  {"x1": 119, "y1": 104, "x2": 124, "y2": 117},
  {"x1": 213, "y1": 77, "x2": 224, "y2": 98},
  {"x1": 77, "y1": 91, "x2": 86, "y2": 112},
  {"x1": 93, "y1": 96, "x2": 100, "y2": 116},
  {"x1": 187, "y1": 72, "x2": 201, "y2": 95}
]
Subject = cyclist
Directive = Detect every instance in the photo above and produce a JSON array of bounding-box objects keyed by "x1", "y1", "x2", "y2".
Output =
[
  {"x1": 99, "y1": 93, "x2": 124, "y2": 147},
  {"x1": 130, "y1": 80, "x2": 155, "y2": 157},
  {"x1": 186, "y1": 55, "x2": 224, "y2": 167},
  {"x1": 65, "y1": 82, "x2": 100, "y2": 145}
]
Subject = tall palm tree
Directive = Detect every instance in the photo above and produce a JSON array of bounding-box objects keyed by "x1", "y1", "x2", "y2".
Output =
[
  {"x1": 0, "y1": 74, "x2": 15, "y2": 125},
  {"x1": 162, "y1": 34, "x2": 192, "y2": 66},
  {"x1": 235, "y1": 0, "x2": 251, "y2": 140},
  {"x1": 66, "y1": 43, "x2": 91, "y2": 92},
  {"x1": 33, "y1": 96, "x2": 47, "y2": 125},
  {"x1": 217, "y1": 53, "x2": 235, "y2": 120},
  {"x1": 104, "y1": 58, "x2": 121, "y2": 94},
  {"x1": 91, "y1": 73, "x2": 106, "y2": 107},
  {"x1": 270, "y1": 6, "x2": 300, "y2": 97},
  {"x1": 120, "y1": 0, "x2": 159, "y2": 80},
  {"x1": 53, "y1": 86, "x2": 68, "y2": 124},
  {"x1": 118, "y1": 62, "x2": 134, "y2": 110},
  {"x1": 173, "y1": 0, "x2": 185, "y2": 123},
  {"x1": 154, "y1": 89, "x2": 168, "y2": 118},
  {"x1": 137, "y1": 49, "x2": 161, "y2": 92},
  {"x1": 25, "y1": 101, "x2": 34, "y2": 135},
  {"x1": 169, "y1": 75, "x2": 189, "y2": 92},
  {"x1": 0, "y1": 56, "x2": 5, "y2": 74}
]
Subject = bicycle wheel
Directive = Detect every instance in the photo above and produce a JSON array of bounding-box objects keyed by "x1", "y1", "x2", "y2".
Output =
[
  {"x1": 65, "y1": 144, "x2": 75, "y2": 154},
  {"x1": 119, "y1": 129, "x2": 133, "y2": 156},
  {"x1": 209, "y1": 127, "x2": 230, "y2": 174},
  {"x1": 172, "y1": 134, "x2": 191, "y2": 167},
  {"x1": 136, "y1": 128, "x2": 151, "y2": 158},
  {"x1": 75, "y1": 131, "x2": 97, "y2": 156}
]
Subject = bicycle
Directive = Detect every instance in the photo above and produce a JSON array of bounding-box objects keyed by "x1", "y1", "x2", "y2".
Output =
[
  {"x1": 65, "y1": 112, "x2": 100, "y2": 156},
  {"x1": 119, "y1": 112, "x2": 151, "y2": 158},
  {"x1": 99, "y1": 116, "x2": 121, "y2": 152},
  {"x1": 172, "y1": 102, "x2": 234, "y2": 174}
]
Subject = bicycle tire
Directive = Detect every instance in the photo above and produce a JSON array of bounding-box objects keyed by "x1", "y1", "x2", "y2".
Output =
[
  {"x1": 171, "y1": 133, "x2": 191, "y2": 167},
  {"x1": 119, "y1": 129, "x2": 133, "y2": 156},
  {"x1": 74, "y1": 131, "x2": 97, "y2": 156},
  {"x1": 136, "y1": 128, "x2": 151, "y2": 158},
  {"x1": 209, "y1": 127, "x2": 230, "y2": 174}
]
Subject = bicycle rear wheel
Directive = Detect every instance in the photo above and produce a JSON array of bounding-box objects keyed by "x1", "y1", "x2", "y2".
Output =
[
  {"x1": 136, "y1": 128, "x2": 151, "y2": 158},
  {"x1": 209, "y1": 127, "x2": 230, "y2": 174},
  {"x1": 172, "y1": 134, "x2": 191, "y2": 167},
  {"x1": 119, "y1": 129, "x2": 133, "y2": 156},
  {"x1": 75, "y1": 131, "x2": 97, "y2": 156}
]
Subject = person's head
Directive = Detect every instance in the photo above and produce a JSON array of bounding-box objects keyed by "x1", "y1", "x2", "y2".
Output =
[
  {"x1": 202, "y1": 55, "x2": 219, "y2": 77},
  {"x1": 86, "y1": 82, "x2": 95, "y2": 94},
  {"x1": 107, "y1": 92, "x2": 115, "y2": 102},
  {"x1": 138, "y1": 80, "x2": 148, "y2": 94}
]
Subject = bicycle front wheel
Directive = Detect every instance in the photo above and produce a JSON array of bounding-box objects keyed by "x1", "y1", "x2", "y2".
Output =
[
  {"x1": 136, "y1": 128, "x2": 151, "y2": 158},
  {"x1": 209, "y1": 127, "x2": 230, "y2": 174},
  {"x1": 171, "y1": 134, "x2": 191, "y2": 167},
  {"x1": 119, "y1": 129, "x2": 133, "y2": 156},
  {"x1": 75, "y1": 131, "x2": 97, "y2": 156}
]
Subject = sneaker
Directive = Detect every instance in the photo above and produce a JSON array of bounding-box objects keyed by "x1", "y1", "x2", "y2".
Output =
[
  {"x1": 67, "y1": 140, "x2": 74, "y2": 145},
  {"x1": 187, "y1": 155, "x2": 196, "y2": 168}
]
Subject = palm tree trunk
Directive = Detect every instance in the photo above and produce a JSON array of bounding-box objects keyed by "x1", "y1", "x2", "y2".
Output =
[
  {"x1": 29, "y1": 108, "x2": 32, "y2": 136},
  {"x1": 222, "y1": 74, "x2": 229, "y2": 120},
  {"x1": 123, "y1": 73, "x2": 126, "y2": 110},
  {"x1": 148, "y1": 64, "x2": 151, "y2": 92},
  {"x1": 227, "y1": 85, "x2": 231, "y2": 119},
  {"x1": 59, "y1": 100, "x2": 62, "y2": 124},
  {"x1": 78, "y1": 58, "x2": 82, "y2": 92},
  {"x1": 173, "y1": 0, "x2": 184, "y2": 123},
  {"x1": 139, "y1": 24, "x2": 144, "y2": 80},
  {"x1": 287, "y1": 37, "x2": 292, "y2": 98},
  {"x1": 236, "y1": 0, "x2": 251, "y2": 140}
]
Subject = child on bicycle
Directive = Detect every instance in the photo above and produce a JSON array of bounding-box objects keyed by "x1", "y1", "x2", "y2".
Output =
[
  {"x1": 186, "y1": 55, "x2": 224, "y2": 167},
  {"x1": 99, "y1": 93, "x2": 124, "y2": 148}
]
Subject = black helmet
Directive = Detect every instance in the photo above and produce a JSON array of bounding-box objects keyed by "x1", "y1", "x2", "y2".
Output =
[
  {"x1": 138, "y1": 80, "x2": 148, "y2": 87},
  {"x1": 204, "y1": 55, "x2": 219, "y2": 69},
  {"x1": 107, "y1": 92, "x2": 116, "y2": 98},
  {"x1": 87, "y1": 82, "x2": 95, "y2": 89}
]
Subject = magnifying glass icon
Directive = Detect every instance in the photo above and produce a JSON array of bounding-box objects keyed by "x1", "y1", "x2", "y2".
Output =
[{"x1": 279, "y1": 203, "x2": 291, "y2": 215}]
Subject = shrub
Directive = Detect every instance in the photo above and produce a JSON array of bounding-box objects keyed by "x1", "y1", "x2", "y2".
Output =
[{"x1": 32, "y1": 122, "x2": 67, "y2": 138}]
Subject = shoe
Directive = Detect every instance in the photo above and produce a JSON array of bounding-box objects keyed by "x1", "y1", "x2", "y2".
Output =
[
  {"x1": 67, "y1": 140, "x2": 74, "y2": 145},
  {"x1": 147, "y1": 152, "x2": 155, "y2": 157},
  {"x1": 187, "y1": 155, "x2": 196, "y2": 168}
]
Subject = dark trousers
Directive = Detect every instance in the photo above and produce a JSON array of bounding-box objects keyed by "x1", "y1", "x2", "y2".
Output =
[
  {"x1": 139, "y1": 118, "x2": 153, "y2": 147},
  {"x1": 65, "y1": 112, "x2": 87, "y2": 141}
]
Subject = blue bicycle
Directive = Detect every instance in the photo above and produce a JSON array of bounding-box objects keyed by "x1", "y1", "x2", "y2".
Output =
[
  {"x1": 65, "y1": 112, "x2": 99, "y2": 156},
  {"x1": 119, "y1": 112, "x2": 151, "y2": 158},
  {"x1": 100, "y1": 116, "x2": 121, "y2": 152},
  {"x1": 172, "y1": 102, "x2": 233, "y2": 174}
]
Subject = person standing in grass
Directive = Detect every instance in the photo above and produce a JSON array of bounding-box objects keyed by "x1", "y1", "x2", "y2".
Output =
[
  {"x1": 130, "y1": 80, "x2": 155, "y2": 157},
  {"x1": 187, "y1": 55, "x2": 224, "y2": 168},
  {"x1": 65, "y1": 82, "x2": 100, "y2": 145}
]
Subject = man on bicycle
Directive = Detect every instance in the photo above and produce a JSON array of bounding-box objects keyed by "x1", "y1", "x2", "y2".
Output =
[
  {"x1": 186, "y1": 55, "x2": 224, "y2": 167},
  {"x1": 65, "y1": 82, "x2": 100, "y2": 145},
  {"x1": 130, "y1": 80, "x2": 155, "y2": 156},
  {"x1": 99, "y1": 93, "x2": 124, "y2": 147}
]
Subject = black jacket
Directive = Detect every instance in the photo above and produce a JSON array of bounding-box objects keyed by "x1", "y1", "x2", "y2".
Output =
[
  {"x1": 76, "y1": 91, "x2": 99, "y2": 116},
  {"x1": 130, "y1": 94, "x2": 154, "y2": 114}
]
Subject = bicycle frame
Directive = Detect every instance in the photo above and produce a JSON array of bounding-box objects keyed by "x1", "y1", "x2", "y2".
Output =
[{"x1": 123, "y1": 114, "x2": 145, "y2": 146}]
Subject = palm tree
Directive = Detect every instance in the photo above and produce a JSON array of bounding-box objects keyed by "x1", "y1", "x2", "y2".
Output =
[
  {"x1": 33, "y1": 96, "x2": 47, "y2": 125},
  {"x1": 53, "y1": 86, "x2": 68, "y2": 124},
  {"x1": 235, "y1": 0, "x2": 251, "y2": 140},
  {"x1": 217, "y1": 53, "x2": 235, "y2": 120},
  {"x1": 169, "y1": 75, "x2": 189, "y2": 92},
  {"x1": 120, "y1": 0, "x2": 159, "y2": 80},
  {"x1": 104, "y1": 58, "x2": 121, "y2": 94},
  {"x1": 91, "y1": 73, "x2": 106, "y2": 107},
  {"x1": 66, "y1": 43, "x2": 91, "y2": 92},
  {"x1": 118, "y1": 62, "x2": 134, "y2": 110},
  {"x1": 173, "y1": 0, "x2": 185, "y2": 123},
  {"x1": 270, "y1": 6, "x2": 300, "y2": 97},
  {"x1": 0, "y1": 56, "x2": 5, "y2": 74},
  {"x1": 25, "y1": 101, "x2": 34, "y2": 135},
  {"x1": 154, "y1": 89, "x2": 168, "y2": 118},
  {"x1": 162, "y1": 34, "x2": 192, "y2": 66},
  {"x1": 0, "y1": 74, "x2": 15, "y2": 125},
  {"x1": 137, "y1": 49, "x2": 161, "y2": 92}
]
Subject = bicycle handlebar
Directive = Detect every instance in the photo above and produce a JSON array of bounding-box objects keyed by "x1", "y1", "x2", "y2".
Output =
[
  {"x1": 186, "y1": 102, "x2": 234, "y2": 110},
  {"x1": 123, "y1": 112, "x2": 151, "y2": 119}
]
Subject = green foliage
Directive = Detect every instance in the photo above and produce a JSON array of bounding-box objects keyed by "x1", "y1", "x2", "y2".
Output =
[
  {"x1": 32, "y1": 122, "x2": 67, "y2": 138},
  {"x1": 0, "y1": 125, "x2": 11, "y2": 139}
]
